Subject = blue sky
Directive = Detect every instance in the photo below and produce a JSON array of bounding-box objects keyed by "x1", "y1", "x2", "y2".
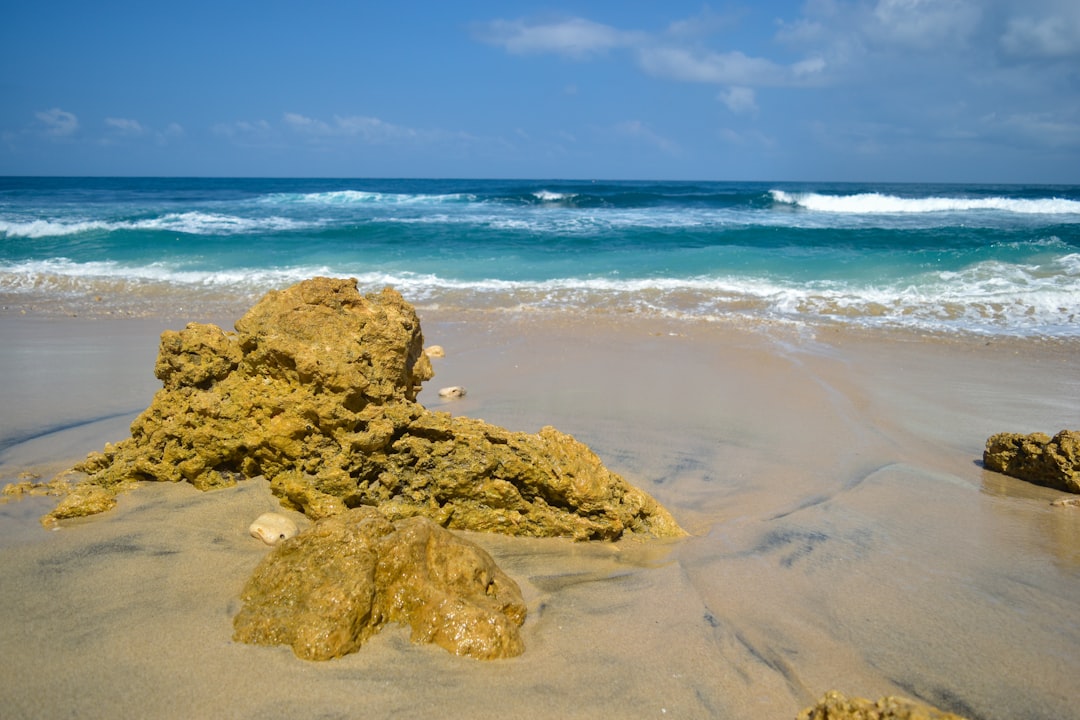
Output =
[{"x1": 2, "y1": 0, "x2": 1078, "y2": 182}]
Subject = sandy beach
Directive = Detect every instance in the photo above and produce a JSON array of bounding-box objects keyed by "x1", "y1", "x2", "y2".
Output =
[{"x1": 1, "y1": 306, "x2": 1078, "y2": 719}]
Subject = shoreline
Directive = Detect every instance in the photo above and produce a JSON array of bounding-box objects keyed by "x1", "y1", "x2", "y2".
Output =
[{"x1": 1, "y1": 302, "x2": 1078, "y2": 719}]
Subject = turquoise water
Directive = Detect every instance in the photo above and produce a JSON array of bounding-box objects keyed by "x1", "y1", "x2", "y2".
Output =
[{"x1": 1, "y1": 177, "x2": 1078, "y2": 335}]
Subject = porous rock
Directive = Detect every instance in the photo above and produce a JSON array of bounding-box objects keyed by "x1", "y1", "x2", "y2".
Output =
[
  {"x1": 232, "y1": 506, "x2": 526, "y2": 660},
  {"x1": 52, "y1": 277, "x2": 684, "y2": 540},
  {"x1": 983, "y1": 430, "x2": 1080, "y2": 494},
  {"x1": 797, "y1": 690, "x2": 969, "y2": 720},
  {"x1": 44, "y1": 482, "x2": 116, "y2": 523}
]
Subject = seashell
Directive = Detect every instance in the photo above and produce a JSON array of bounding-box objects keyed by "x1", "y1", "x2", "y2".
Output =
[
  {"x1": 424, "y1": 345, "x2": 445, "y2": 358},
  {"x1": 249, "y1": 512, "x2": 299, "y2": 545},
  {"x1": 438, "y1": 386, "x2": 467, "y2": 399}
]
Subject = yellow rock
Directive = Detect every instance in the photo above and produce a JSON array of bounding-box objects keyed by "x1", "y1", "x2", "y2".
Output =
[
  {"x1": 984, "y1": 429, "x2": 1080, "y2": 494},
  {"x1": 797, "y1": 690, "x2": 970, "y2": 720},
  {"x1": 233, "y1": 507, "x2": 526, "y2": 660},
  {"x1": 53, "y1": 277, "x2": 684, "y2": 540}
]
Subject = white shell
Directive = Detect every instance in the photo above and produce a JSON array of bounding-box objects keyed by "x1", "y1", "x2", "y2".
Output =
[
  {"x1": 424, "y1": 345, "x2": 445, "y2": 358},
  {"x1": 249, "y1": 512, "x2": 299, "y2": 545},
  {"x1": 438, "y1": 386, "x2": 467, "y2": 399}
]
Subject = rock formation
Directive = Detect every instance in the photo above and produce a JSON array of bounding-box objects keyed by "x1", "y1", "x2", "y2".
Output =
[
  {"x1": 51, "y1": 277, "x2": 684, "y2": 540},
  {"x1": 797, "y1": 690, "x2": 969, "y2": 720},
  {"x1": 233, "y1": 506, "x2": 526, "y2": 660},
  {"x1": 983, "y1": 430, "x2": 1080, "y2": 494}
]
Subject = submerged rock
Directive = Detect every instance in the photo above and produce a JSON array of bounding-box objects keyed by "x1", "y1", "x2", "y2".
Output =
[
  {"x1": 232, "y1": 506, "x2": 526, "y2": 660},
  {"x1": 983, "y1": 430, "x2": 1080, "y2": 494},
  {"x1": 51, "y1": 277, "x2": 684, "y2": 540},
  {"x1": 437, "y1": 385, "x2": 467, "y2": 398},
  {"x1": 797, "y1": 690, "x2": 969, "y2": 720}
]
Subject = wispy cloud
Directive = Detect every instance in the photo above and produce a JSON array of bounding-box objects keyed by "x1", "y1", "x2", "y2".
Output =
[
  {"x1": 284, "y1": 113, "x2": 421, "y2": 143},
  {"x1": 719, "y1": 86, "x2": 758, "y2": 115},
  {"x1": 614, "y1": 120, "x2": 679, "y2": 154},
  {"x1": 473, "y1": 17, "x2": 638, "y2": 59},
  {"x1": 637, "y1": 47, "x2": 824, "y2": 87},
  {"x1": 105, "y1": 117, "x2": 145, "y2": 136},
  {"x1": 1000, "y1": 5, "x2": 1080, "y2": 59},
  {"x1": 212, "y1": 119, "x2": 279, "y2": 148},
  {"x1": 35, "y1": 108, "x2": 79, "y2": 138},
  {"x1": 475, "y1": 13, "x2": 826, "y2": 105},
  {"x1": 867, "y1": 0, "x2": 982, "y2": 49}
]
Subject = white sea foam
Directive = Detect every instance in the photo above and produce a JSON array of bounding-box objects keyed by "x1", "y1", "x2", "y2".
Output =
[
  {"x1": 532, "y1": 191, "x2": 577, "y2": 202},
  {"x1": 268, "y1": 190, "x2": 475, "y2": 205},
  {"x1": 0, "y1": 213, "x2": 313, "y2": 238},
  {"x1": 770, "y1": 190, "x2": 1080, "y2": 215},
  {"x1": 137, "y1": 212, "x2": 311, "y2": 234},
  {"x1": 0, "y1": 258, "x2": 334, "y2": 291},
  {"x1": 3, "y1": 257, "x2": 1077, "y2": 336},
  {"x1": 0, "y1": 219, "x2": 114, "y2": 239}
]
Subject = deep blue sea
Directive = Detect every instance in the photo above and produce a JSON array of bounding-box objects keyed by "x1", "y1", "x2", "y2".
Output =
[{"x1": 1, "y1": 177, "x2": 1078, "y2": 336}]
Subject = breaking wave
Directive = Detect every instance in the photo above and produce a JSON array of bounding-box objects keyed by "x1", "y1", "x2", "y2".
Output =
[{"x1": 770, "y1": 190, "x2": 1080, "y2": 216}]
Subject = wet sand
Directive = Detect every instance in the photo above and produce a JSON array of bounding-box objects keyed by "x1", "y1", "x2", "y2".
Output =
[{"x1": 1, "y1": 309, "x2": 1078, "y2": 719}]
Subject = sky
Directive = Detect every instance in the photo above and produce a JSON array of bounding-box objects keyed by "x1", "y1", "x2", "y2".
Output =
[{"x1": 2, "y1": 0, "x2": 1078, "y2": 182}]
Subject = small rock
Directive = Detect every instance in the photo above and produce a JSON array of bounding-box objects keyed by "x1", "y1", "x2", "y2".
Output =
[
  {"x1": 438, "y1": 385, "x2": 467, "y2": 399},
  {"x1": 249, "y1": 512, "x2": 299, "y2": 545},
  {"x1": 1051, "y1": 497, "x2": 1080, "y2": 508},
  {"x1": 233, "y1": 507, "x2": 526, "y2": 660},
  {"x1": 983, "y1": 430, "x2": 1080, "y2": 494},
  {"x1": 424, "y1": 345, "x2": 445, "y2": 358},
  {"x1": 797, "y1": 690, "x2": 969, "y2": 719},
  {"x1": 43, "y1": 484, "x2": 117, "y2": 526}
]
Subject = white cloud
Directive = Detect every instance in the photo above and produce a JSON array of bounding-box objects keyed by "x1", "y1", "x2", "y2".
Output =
[
  {"x1": 638, "y1": 46, "x2": 825, "y2": 87},
  {"x1": 868, "y1": 0, "x2": 982, "y2": 49},
  {"x1": 478, "y1": 15, "x2": 825, "y2": 89},
  {"x1": 475, "y1": 17, "x2": 635, "y2": 59},
  {"x1": 717, "y1": 127, "x2": 776, "y2": 148},
  {"x1": 284, "y1": 113, "x2": 419, "y2": 143},
  {"x1": 638, "y1": 47, "x2": 784, "y2": 85},
  {"x1": 792, "y1": 57, "x2": 827, "y2": 78},
  {"x1": 212, "y1": 119, "x2": 276, "y2": 145},
  {"x1": 35, "y1": 108, "x2": 79, "y2": 137},
  {"x1": 336, "y1": 115, "x2": 418, "y2": 142},
  {"x1": 663, "y1": 7, "x2": 742, "y2": 39},
  {"x1": 720, "y1": 86, "x2": 758, "y2": 114},
  {"x1": 105, "y1": 117, "x2": 144, "y2": 135},
  {"x1": 1000, "y1": 8, "x2": 1080, "y2": 59}
]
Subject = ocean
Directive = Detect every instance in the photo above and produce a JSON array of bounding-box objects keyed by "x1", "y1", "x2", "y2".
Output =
[{"x1": 1, "y1": 176, "x2": 1078, "y2": 336}]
